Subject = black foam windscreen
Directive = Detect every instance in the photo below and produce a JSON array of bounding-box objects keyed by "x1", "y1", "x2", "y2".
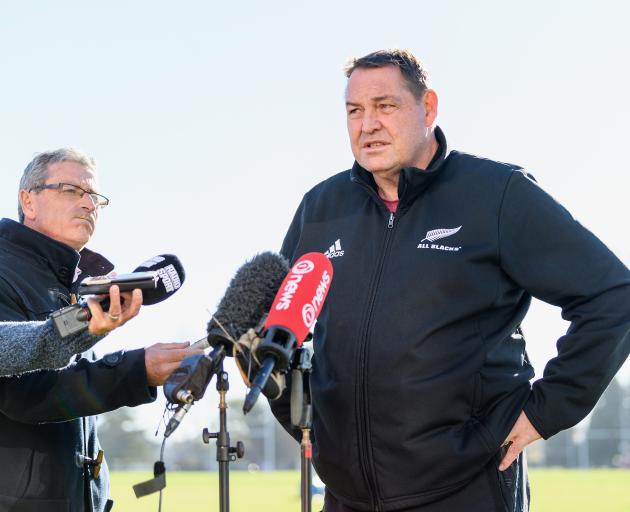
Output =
[
  {"x1": 206, "y1": 252, "x2": 289, "y2": 347},
  {"x1": 133, "y1": 254, "x2": 185, "y2": 305}
]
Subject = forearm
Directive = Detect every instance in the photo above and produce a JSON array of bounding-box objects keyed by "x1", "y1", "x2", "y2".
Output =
[
  {"x1": 0, "y1": 319, "x2": 105, "y2": 376},
  {"x1": 499, "y1": 171, "x2": 630, "y2": 438},
  {"x1": 0, "y1": 348, "x2": 156, "y2": 423},
  {"x1": 524, "y1": 283, "x2": 630, "y2": 438}
]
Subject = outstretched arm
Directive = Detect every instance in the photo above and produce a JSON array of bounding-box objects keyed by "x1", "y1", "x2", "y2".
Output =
[{"x1": 0, "y1": 285, "x2": 142, "y2": 376}]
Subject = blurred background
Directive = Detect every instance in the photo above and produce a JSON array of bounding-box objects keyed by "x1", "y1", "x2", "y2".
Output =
[{"x1": 1, "y1": 0, "x2": 629, "y2": 507}]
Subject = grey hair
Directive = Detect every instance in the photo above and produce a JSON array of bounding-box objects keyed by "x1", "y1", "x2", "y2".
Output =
[{"x1": 18, "y1": 148, "x2": 97, "y2": 222}]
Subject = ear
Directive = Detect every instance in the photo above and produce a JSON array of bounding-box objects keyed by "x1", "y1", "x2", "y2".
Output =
[
  {"x1": 19, "y1": 189, "x2": 37, "y2": 222},
  {"x1": 423, "y1": 89, "x2": 438, "y2": 127}
]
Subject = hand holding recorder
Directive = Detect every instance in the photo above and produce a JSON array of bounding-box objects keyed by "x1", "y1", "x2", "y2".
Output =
[{"x1": 84, "y1": 285, "x2": 143, "y2": 335}]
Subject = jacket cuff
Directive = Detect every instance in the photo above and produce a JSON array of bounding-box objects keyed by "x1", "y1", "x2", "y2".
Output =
[{"x1": 522, "y1": 397, "x2": 552, "y2": 440}]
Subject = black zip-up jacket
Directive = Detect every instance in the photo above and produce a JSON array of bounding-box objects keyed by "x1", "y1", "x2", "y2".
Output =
[
  {"x1": 272, "y1": 127, "x2": 630, "y2": 511},
  {"x1": 0, "y1": 218, "x2": 156, "y2": 511}
]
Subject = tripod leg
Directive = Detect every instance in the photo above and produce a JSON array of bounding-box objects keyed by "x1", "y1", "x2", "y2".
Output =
[
  {"x1": 219, "y1": 459, "x2": 229, "y2": 512},
  {"x1": 301, "y1": 428, "x2": 312, "y2": 512}
]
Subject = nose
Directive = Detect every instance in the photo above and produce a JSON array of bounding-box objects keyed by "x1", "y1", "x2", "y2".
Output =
[
  {"x1": 79, "y1": 192, "x2": 97, "y2": 212},
  {"x1": 362, "y1": 109, "x2": 382, "y2": 134}
]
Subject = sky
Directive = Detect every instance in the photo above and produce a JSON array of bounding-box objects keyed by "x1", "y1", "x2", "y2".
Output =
[{"x1": 0, "y1": 0, "x2": 629, "y2": 438}]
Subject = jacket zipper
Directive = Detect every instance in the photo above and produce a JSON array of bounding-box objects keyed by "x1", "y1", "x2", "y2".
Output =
[
  {"x1": 83, "y1": 416, "x2": 93, "y2": 509},
  {"x1": 354, "y1": 207, "x2": 396, "y2": 511}
]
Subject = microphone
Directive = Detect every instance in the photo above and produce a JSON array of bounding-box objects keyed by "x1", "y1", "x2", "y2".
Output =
[
  {"x1": 243, "y1": 252, "x2": 333, "y2": 414},
  {"x1": 52, "y1": 254, "x2": 186, "y2": 338},
  {"x1": 205, "y1": 252, "x2": 290, "y2": 350},
  {"x1": 130, "y1": 254, "x2": 185, "y2": 305},
  {"x1": 163, "y1": 347, "x2": 224, "y2": 437},
  {"x1": 94, "y1": 254, "x2": 185, "y2": 310},
  {"x1": 161, "y1": 252, "x2": 289, "y2": 437},
  {"x1": 164, "y1": 403, "x2": 192, "y2": 438}
]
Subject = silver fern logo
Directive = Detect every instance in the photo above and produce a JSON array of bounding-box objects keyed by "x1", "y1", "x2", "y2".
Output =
[
  {"x1": 418, "y1": 226, "x2": 462, "y2": 252},
  {"x1": 421, "y1": 226, "x2": 462, "y2": 242}
]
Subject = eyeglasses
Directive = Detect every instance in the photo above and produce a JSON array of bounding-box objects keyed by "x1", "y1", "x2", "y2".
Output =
[{"x1": 29, "y1": 182, "x2": 110, "y2": 208}]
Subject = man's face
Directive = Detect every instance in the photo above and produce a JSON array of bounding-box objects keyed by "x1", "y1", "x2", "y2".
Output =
[
  {"x1": 21, "y1": 161, "x2": 100, "y2": 251},
  {"x1": 346, "y1": 66, "x2": 435, "y2": 178}
]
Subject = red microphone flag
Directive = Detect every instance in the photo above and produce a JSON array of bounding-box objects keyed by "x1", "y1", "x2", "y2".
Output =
[{"x1": 264, "y1": 252, "x2": 333, "y2": 343}]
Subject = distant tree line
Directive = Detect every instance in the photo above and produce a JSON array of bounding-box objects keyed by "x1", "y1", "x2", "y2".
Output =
[
  {"x1": 540, "y1": 378, "x2": 630, "y2": 468},
  {"x1": 99, "y1": 378, "x2": 630, "y2": 471},
  {"x1": 99, "y1": 398, "x2": 300, "y2": 472}
]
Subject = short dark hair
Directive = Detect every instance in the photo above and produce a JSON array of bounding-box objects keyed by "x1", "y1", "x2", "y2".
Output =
[{"x1": 345, "y1": 49, "x2": 429, "y2": 100}]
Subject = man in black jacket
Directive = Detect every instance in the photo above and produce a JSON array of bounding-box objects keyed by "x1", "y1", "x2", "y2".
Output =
[
  {"x1": 0, "y1": 148, "x2": 197, "y2": 511},
  {"x1": 272, "y1": 50, "x2": 630, "y2": 511}
]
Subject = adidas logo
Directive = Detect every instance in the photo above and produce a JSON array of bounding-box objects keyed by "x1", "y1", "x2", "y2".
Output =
[{"x1": 324, "y1": 239, "x2": 344, "y2": 259}]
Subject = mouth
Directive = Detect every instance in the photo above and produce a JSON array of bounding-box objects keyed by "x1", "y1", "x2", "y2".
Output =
[
  {"x1": 76, "y1": 217, "x2": 95, "y2": 230},
  {"x1": 362, "y1": 141, "x2": 389, "y2": 150}
]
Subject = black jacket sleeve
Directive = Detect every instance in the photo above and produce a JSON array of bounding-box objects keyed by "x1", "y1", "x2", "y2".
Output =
[
  {"x1": 0, "y1": 348, "x2": 157, "y2": 423},
  {"x1": 498, "y1": 170, "x2": 630, "y2": 439}
]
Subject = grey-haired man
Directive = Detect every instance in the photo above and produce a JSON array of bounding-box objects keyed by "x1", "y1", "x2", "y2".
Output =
[{"x1": 0, "y1": 148, "x2": 197, "y2": 511}]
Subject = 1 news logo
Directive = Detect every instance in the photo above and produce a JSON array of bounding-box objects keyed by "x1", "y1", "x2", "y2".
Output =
[
  {"x1": 302, "y1": 269, "x2": 332, "y2": 328},
  {"x1": 292, "y1": 259, "x2": 315, "y2": 274}
]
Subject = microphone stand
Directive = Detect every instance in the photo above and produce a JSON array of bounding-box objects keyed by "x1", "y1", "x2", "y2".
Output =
[
  {"x1": 291, "y1": 347, "x2": 313, "y2": 512},
  {"x1": 202, "y1": 365, "x2": 245, "y2": 512}
]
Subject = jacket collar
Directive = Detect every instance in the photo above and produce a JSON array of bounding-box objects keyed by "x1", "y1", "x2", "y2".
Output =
[
  {"x1": 349, "y1": 125, "x2": 450, "y2": 210},
  {"x1": 0, "y1": 218, "x2": 113, "y2": 289}
]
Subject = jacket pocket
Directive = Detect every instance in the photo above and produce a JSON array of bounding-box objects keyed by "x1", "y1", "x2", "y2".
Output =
[
  {"x1": 492, "y1": 445, "x2": 521, "y2": 512},
  {"x1": 470, "y1": 372, "x2": 482, "y2": 416}
]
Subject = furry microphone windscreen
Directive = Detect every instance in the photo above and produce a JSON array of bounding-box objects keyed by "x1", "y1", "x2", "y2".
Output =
[{"x1": 207, "y1": 252, "x2": 290, "y2": 347}]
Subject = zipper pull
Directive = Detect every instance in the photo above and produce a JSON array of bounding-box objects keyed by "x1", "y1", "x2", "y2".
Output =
[{"x1": 388, "y1": 212, "x2": 395, "y2": 229}]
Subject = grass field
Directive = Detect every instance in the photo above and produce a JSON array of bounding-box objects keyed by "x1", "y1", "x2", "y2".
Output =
[{"x1": 110, "y1": 469, "x2": 630, "y2": 511}]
